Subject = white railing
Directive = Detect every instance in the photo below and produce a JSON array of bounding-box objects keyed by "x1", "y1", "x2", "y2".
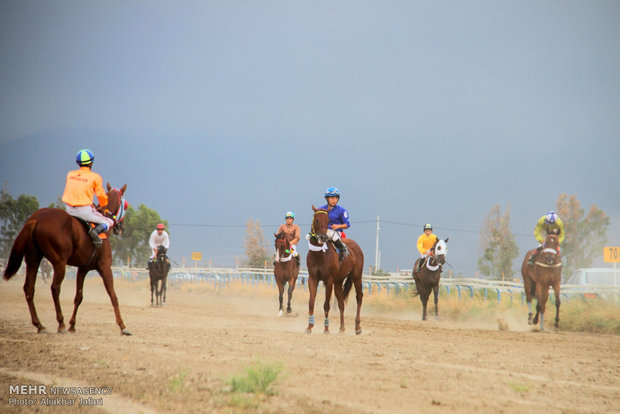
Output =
[{"x1": 110, "y1": 267, "x2": 620, "y2": 303}]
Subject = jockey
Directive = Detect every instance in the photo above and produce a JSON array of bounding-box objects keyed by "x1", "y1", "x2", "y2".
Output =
[
  {"x1": 61, "y1": 149, "x2": 113, "y2": 247},
  {"x1": 276, "y1": 211, "x2": 301, "y2": 259},
  {"x1": 319, "y1": 187, "x2": 350, "y2": 257},
  {"x1": 415, "y1": 224, "x2": 438, "y2": 273},
  {"x1": 528, "y1": 211, "x2": 565, "y2": 265},
  {"x1": 149, "y1": 224, "x2": 170, "y2": 268}
]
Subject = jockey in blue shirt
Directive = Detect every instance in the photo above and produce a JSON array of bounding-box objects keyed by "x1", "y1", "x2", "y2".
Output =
[{"x1": 319, "y1": 187, "x2": 350, "y2": 257}]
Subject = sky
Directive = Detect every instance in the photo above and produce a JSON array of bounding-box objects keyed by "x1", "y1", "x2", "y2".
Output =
[{"x1": 1, "y1": 0, "x2": 619, "y2": 277}]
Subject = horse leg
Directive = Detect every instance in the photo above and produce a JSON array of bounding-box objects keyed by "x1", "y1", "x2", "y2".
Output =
[
  {"x1": 354, "y1": 277, "x2": 363, "y2": 335},
  {"x1": 150, "y1": 276, "x2": 155, "y2": 306},
  {"x1": 23, "y1": 260, "x2": 46, "y2": 333},
  {"x1": 68, "y1": 268, "x2": 88, "y2": 332},
  {"x1": 433, "y1": 284, "x2": 439, "y2": 318},
  {"x1": 533, "y1": 283, "x2": 549, "y2": 331},
  {"x1": 157, "y1": 279, "x2": 163, "y2": 306},
  {"x1": 163, "y1": 276, "x2": 167, "y2": 303},
  {"x1": 527, "y1": 278, "x2": 536, "y2": 324},
  {"x1": 323, "y1": 280, "x2": 333, "y2": 334},
  {"x1": 276, "y1": 278, "x2": 284, "y2": 316},
  {"x1": 552, "y1": 280, "x2": 561, "y2": 329},
  {"x1": 420, "y1": 289, "x2": 430, "y2": 321},
  {"x1": 286, "y1": 277, "x2": 295, "y2": 314},
  {"x1": 305, "y1": 277, "x2": 319, "y2": 333},
  {"x1": 333, "y1": 280, "x2": 346, "y2": 333},
  {"x1": 50, "y1": 263, "x2": 67, "y2": 333},
  {"x1": 97, "y1": 267, "x2": 130, "y2": 335}
]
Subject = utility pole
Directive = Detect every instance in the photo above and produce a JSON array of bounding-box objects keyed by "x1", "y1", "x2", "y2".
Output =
[{"x1": 374, "y1": 216, "x2": 380, "y2": 272}]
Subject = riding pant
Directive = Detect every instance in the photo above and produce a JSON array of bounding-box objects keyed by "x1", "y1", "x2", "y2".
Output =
[
  {"x1": 326, "y1": 229, "x2": 344, "y2": 243},
  {"x1": 65, "y1": 204, "x2": 113, "y2": 229}
]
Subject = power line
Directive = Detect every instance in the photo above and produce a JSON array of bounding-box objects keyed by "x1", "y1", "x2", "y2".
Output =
[{"x1": 169, "y1": 219, "x2": 533, "y2": 238}]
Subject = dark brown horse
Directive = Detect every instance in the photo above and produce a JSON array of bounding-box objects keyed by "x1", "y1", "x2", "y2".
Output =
[
  {"x1": 150, "y1": 245, "x2": 170, "y2": 307},
  {"x1": 412, "y1": 238, "x2": 449, "y2": 320},
  {"x1": 305, "y1": 205, "x2": 364, "y2": 334},
  {"x1": 273, "y1": 232, "x2": 300, "y2": 316},
  {"x1": 2, "y1": 184, "x2": 131, "y2": 335},
  {"x1": 521, "y1": 231, "x2": 562, "y2": 331}
]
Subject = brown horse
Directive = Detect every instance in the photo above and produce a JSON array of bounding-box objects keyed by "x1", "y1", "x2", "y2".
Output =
[
  {"x1": 150, "y1": 245, "x2": 170, "y2": 307},
  {"x1": 412, "y1": 237, "x2": 449, "y2": 320},
  {"x1": 273, "y1": 232, "x2": 300, "y2": 316},
  {"x1": 2, "y1": 184, "x2": 131, "y2": 335},
  {"x1": 305, "y1": 205, "x2": 364, "y2": 334},
  {"x1": 521, "y1": 231, "x2": 562, "y2": 331}
]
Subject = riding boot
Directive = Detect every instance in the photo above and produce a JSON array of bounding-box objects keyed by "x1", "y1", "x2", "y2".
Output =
[
  {"x1": 88, "y1": 224, "x2": 106, "y2": 248},
  {"x1": 333, "y1": 238, "x2": 349, "y2": 257}
]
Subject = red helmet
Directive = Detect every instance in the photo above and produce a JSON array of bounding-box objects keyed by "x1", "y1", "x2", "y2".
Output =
[{"x1": 156, "y1": 224, "x2": 165, "y2": 230}]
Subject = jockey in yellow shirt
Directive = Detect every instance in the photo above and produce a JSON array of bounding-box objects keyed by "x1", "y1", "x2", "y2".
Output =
[
  {"x1": 528, "y1": 211, "x2": 565, "y2": 265},
  {"x1": 415, "y1": 224, "x2": 437, "y2": 273},
  {"x1": 61, "y1": 149, "x2": 113, "y2": 247}
]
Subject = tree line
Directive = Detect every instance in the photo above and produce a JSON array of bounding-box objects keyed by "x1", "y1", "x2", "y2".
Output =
[{"x1": 0, "y1": 190, "x2": 610, "y2": 279}]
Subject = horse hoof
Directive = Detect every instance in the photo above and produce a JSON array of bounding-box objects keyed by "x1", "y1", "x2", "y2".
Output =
[
  {"x1": 278, "y1": 310, "x2": 283, "y2": 317},
  {"x1": 305, "y1": 329, "x2": 312, "y2": 334},
  {"x1": 287, "y1": 308, "x2": 292, "y2": 314},
  {"x1": 323, "y1": 330, "x2": 330, "y2": 335},
  {"x1": 356, "y1": 329, "x2": 362, "y2": 335},
  {"x1": 121, "y1": 329, "x2": 132, "y2": 336},
  {"x1": 37, "y1": 327, "x2": 48, "y2": 334},
  {"x1": 57, "y1": 328, "x2": 67, "y2": 334}
]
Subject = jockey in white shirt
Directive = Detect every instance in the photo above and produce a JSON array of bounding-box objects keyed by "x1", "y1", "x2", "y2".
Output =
[{"x1": 149, "y1": 223, "x2": 170, "y2": 261}]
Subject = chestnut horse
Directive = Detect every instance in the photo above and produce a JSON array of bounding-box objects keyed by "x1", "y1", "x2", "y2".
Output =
[
  {"x1": 521, "y1": 231, "x2": 562, "y2": 331},
  {"x1": 412, "y1": 238, "x2": 449, "y2": 320},
  {"x1": 305, "y1": 206, "x2": 364, "y2": 334},
  {"x1": 273, "y1": 232, "x2": 300, "y2": 316},
  {"x1": 150, "y1": 245, "x2": 170, "y2": 307},
  {"x1": 2, "y1": 184, "x2": 131, "y2": 335}
]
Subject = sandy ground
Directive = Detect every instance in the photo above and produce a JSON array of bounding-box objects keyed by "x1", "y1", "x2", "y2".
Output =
[{"x1": 1, "y1": 273, "x2": 619, "y2": 414}]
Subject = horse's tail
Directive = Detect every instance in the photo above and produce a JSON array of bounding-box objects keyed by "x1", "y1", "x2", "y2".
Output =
[
  {"x1": 342, "y1": 275, "x2": 353, "y2": 303},
  {"x1": 3, "y1": 218, "x2": 36, "y2": 280}
]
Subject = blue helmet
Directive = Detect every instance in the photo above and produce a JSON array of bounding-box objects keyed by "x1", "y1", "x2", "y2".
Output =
[
  {"x1": 285, "y1": 211, "x2": 295, "y2": 219},
  {"x1": 545, "y1": 211, "x2": 558, "y2": 225},
  {"x1": 76, "y1": 149, "x2": 95, "y2": 166},
  {"x1": 324, "y1": 187, "x2": 341, "y2": 198}
]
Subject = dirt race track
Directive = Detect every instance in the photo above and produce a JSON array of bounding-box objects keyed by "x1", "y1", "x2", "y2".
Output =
[{"x1": 1, "y1": 274, "x2": 619, "y2": 414}]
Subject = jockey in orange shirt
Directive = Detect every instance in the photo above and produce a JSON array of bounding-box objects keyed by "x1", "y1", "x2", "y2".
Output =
[{"x1": 61, "y1": 149, "x2": 113, "y2": 247}]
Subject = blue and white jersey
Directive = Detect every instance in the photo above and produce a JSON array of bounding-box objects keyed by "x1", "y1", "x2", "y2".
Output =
[{"x1": 319, "y1": 204, "x2": 350, "y2": 232}]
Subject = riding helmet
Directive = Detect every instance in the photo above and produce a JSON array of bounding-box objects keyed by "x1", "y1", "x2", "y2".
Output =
[
  {"x1": 544, "y1": 211, "x2": 558, "y2": 224},
  {"x1": 285, "y1": 211, "x2": 295, "y2": 219},
  {"x1": 76, "y1": 149, "x2": 95, "y2": 166},
  {"x1": 324, "y1": 187, "x2": 341, "y2": 198},
  {"x1": 156, "y1": 223, "x2": 165, "y2": 230},
  {"x1": 424, "y1": 224, "x2": 433, "y2": 231}
]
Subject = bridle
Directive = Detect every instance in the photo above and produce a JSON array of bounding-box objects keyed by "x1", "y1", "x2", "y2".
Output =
[
  {"x1": 102, "y1": 188, "x2": 128, "y2": 227},
  {"x1": 309, "y1": 210, "x2": 329, "y2": 243},
  {"x1": 275, "y1": 235, "x2": 294, "y2": 263}
]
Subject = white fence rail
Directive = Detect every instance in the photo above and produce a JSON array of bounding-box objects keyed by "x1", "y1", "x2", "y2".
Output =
[{"x1": 111, "y1": 267, "x2": 620, "y2": 303}]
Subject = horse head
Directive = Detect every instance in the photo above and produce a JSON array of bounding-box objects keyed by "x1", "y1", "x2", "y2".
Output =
[
  {"x1": 274, "y1": 232, "x2": 289, "y2": 255},
  {"x1": 311, "y1": 205, "x2": 331, "y2": 243},
  {"x1": 431, "y1": 238, "x2": 449, "y2": 265},
  {"x1": 541, "y1": 234, "x2": 561, "y2": 265},
  {"x1": 102, "y1": 183, "x2": 128, "y2": 236}
]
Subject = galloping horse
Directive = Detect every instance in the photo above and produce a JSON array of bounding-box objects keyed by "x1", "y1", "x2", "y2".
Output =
[
  {"x1": 521, "y1": 231, "x2": 562, "y2": 331},
  {"x1": 273, "y1": 232, "x2": 300, "y2": 316},
  {"x1": 150, "y1": 245, "x2": 170, "y2": 307},
  {"x1": 305, "y1": 206, "x2": 364, "y2": 334},
  {"x1": 2, "y1": 184, "x2": 131, "y2": 335},
  {"x1": 412, "y1": 238, "x2": 449, "y2": 320}
]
